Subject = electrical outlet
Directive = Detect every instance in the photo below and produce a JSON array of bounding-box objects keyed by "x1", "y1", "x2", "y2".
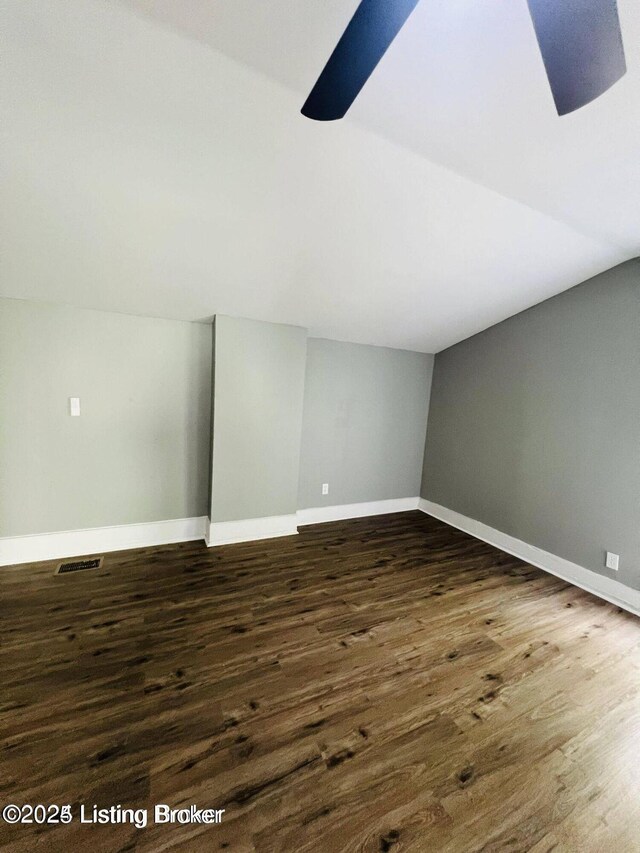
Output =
[
  {"x1": 322, "y1": 483, "x2": 329, "y2": 496},
  {"x1": 605, "y1": 552, "x2": 619, "y2": 571},
  {"x1": 69, "y1": 397, "x2": 81, "y2": 417}
]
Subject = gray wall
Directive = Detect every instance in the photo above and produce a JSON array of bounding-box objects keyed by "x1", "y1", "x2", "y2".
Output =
[
  {"x1": 210, "y1": 315, "x2": 307, "y2": 522},
  {"x1": 0, "y1": 298, "x2": 212, "y2": 537},
  {"x1": 421, "y1": 259, "x2": 640, "y2": 589},
  {"x1": 299, "y1": 338, "x2": 433, "y2": 509}
]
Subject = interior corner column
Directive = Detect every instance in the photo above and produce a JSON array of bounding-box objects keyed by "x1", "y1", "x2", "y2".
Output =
[{"x1": 207, "y1": 315, "x2": 307, "y2": 546}]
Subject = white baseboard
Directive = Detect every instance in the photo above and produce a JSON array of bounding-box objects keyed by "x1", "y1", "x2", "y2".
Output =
[
  {"x1": 418, "y1": 498, "x2": 640, "y2": 618},
  {"x1": 297, "y1": 497, "x2": 420, "y2": 526},
  {"x1": 0, "y1": 499, "x2": 418, "y2": 565},
  {"x1": 206, "y1": 514, "x2": 298, "y2": 547},
  {"x1": 0, "y1": 516, "x2": 208, "y2": 567}
]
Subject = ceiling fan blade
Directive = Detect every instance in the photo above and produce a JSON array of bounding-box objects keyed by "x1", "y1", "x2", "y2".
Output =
[
  {"x1": 526, "y1": 0, "x2": 626, "y2": 115},
  {"x1": 301, "y1": 0, "x2": 421, "y2": 121}
]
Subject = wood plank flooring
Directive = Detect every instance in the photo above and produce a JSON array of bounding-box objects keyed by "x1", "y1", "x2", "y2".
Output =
[{"x1": 1, "y1": 511, "x2": 640, "y2": 852}]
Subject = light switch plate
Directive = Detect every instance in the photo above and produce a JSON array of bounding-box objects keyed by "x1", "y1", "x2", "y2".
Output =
[
  {"x1": 605, "y1": 552, "x2": 619, "y2": 571},
  {"x1": 69, "y1": 397, "x2": 81, "y2": 417}
]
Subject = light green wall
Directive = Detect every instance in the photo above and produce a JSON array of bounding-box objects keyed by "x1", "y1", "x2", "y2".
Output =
[
  {"x1": 210, "y1": 315, "x2": 307, "y2": 522},
  {"x1": 1, "y1": 302, "x2": 432, "y2": 538},
  {"x1": 298, "y1": 338, "x2": 433, "y2": 508},
  {"x1": 0, "y1": 298, "x2": 212, "y2": 536},
  {"x1": 421, "y1": 259, "x2": 640, "y2": 589}
]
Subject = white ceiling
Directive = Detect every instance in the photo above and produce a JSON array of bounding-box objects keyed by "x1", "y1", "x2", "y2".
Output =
[{"x1": 1, "y1": 0, "x2": 638, "y2": 352}]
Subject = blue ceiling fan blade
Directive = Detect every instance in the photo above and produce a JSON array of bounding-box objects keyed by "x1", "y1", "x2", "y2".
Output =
[
  {"x1": 526, "y1": 0, "x2": 627, "y2": 115},
  {"x1": 301, "y1": 0, "x2": 422, "y2": 121}
]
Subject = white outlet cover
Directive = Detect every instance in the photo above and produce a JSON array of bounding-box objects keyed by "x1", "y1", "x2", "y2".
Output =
[
  {"x1": 322, "y1": 483, "x2": 329, "y2": 495},
  {"x1": 69, "y1": 397, "x2": 81, "y2": 417},
  {"x1": 605, "y1": 552, "x2": 619, "y2": 571}
]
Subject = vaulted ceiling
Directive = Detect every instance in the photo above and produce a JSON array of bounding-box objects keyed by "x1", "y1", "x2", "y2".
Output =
[{"x1": 2, "y1": 0, "x2": 638, "y2": 351}]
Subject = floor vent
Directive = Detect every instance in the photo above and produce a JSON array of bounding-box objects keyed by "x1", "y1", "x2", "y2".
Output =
[{"x1": 55, "y1": 557, "x2": 103, "y2": 575}]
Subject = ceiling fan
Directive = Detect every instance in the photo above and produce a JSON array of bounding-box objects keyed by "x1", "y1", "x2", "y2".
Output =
[{"x1": 301, "y1": 0, "x2": 627, "y2": 121}]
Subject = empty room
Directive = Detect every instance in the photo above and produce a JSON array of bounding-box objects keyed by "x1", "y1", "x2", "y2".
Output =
[{"x1": 1, "y1": 1, "x2": 639, "y2": 851}]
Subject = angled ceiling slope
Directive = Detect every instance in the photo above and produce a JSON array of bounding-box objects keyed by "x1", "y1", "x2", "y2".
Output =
[{"x1": 0, "y1": 0, "x2": 637, "y2": 352}]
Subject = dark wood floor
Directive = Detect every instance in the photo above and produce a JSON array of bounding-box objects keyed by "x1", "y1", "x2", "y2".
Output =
[{"x1": 1, "y1": 512, "x2": 640, "y2": 852}]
